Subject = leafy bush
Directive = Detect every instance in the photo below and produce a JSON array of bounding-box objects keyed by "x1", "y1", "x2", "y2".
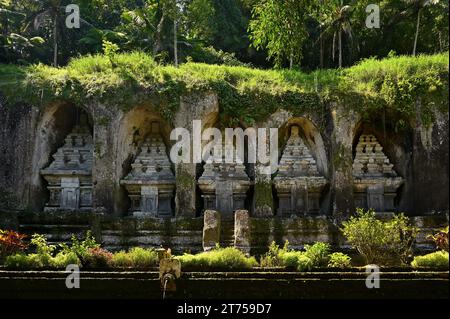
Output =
[
  {"x1": 295, "y1": 254, "x2": 313, "y2": 271},
  {"x1": 111, "y1": 247, "x2": 158, "y2": 268},
  {"x1": 278, "y1": 251, "x2": 313, "y2": 271},
  {"x1": 5, "y1": 253, "x2": 34, "y2": 268},
  {"x1": 411, "y1": 251, "x2": 449, "y2": 269},
  {"x1": 51, "y1": 251, "x2": 80, "y2": 268},
  {"x1": 259, "y1": 241, "x2": 287, "y2": 268},
  {"x1": 83, "y1": 247, "x2": 113, "y2": 268},
  {"x1": 385, "y1": 214, "x2": 419, "y2": 264},
  {"x1": 66, "y1": 231, "x2": 100, "y2": 261},
  {"x1": 128, "y1": 247, "x2": 158, "y2": 268},
  {"x1": 427, "y1": 226, "x2": 449, "y2": 252},
  {"x1": 188, "y1": 45, "x2": 250, "y2": 67},
  {"x1": 0, "y1": 229, "x2": 27, "y2": 260},
  {"x1": 342, "y1": 208, "x2": 418, "y2": 265},
  {"x1": 4, "y1": 234, "x2": 55, "y2": 268},
  {"x1": 111, "y1": 251, "x2": 133, "y2": 268},
  {"x1": 328, "y1": 252, "x2": 352, "y2": 268},
  {"x1": 177, "y1": 247, "x2": 257, "y2": 270},
  {"x1": 4, "y1": 231, "x2": 101, "y2": 269},
  {"x1": 27, "y1": 234, "x2": 55, "y2": 267},
  {"x1": 304, "y1": 242, "x2": 330, "y2": 267},
  {"x1": 279, "y1": 251, "x2": 302, "y2": 268},
  {"x1": 260, "y1": 241, "x2": 314, "y2": 271}
]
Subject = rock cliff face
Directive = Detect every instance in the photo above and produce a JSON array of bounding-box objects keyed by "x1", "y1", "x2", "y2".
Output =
[{"x1": 0, "y1": 91, "x2": 448, "y2": 252}]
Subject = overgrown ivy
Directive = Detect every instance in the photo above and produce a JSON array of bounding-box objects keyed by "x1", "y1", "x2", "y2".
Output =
[{"x1": 0, "y1": 51, "x2": 447, "y2": 127}]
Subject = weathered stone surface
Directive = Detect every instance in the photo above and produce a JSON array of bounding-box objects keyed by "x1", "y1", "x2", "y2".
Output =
[
  {"x1": 234, "y1": 210, "x2": 251, "y2": 254},
  {"x1": 0, "y1": 92, "x2": 448, "y2": 253},
  {"x1": 202, "y1": 210, "x2": 221, "y2": 251},
  {"x1": 40, "y1": 116, "x2": 93, "y2": 211},
  {"x1": 352, "y1": 134, "x2": 403, "y2": 212},
  {"x1": 120, "y1": 122, "x2": 175, "y2": 218},
  {"x1": 330, "y1": 105, "x2": 356, "y2": 218},
  {"x1": 274, "y1": 125, "x2": 328, "y2": 216},
  {"x1": 198, "y1": 157, "x2": 251, "y2": 217}
]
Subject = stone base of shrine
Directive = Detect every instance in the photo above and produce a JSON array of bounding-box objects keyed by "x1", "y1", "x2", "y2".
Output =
[{"x1": 0, "y1": 210, "x2": 448, "y2": 254}]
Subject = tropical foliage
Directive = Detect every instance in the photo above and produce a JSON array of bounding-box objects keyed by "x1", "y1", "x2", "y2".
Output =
[
  {"x1": 0, "y1": 0, "x2": 447, "y2": 68},
  {"x1": 342, "y1": 208, "x2": 419, "y2": 265}
]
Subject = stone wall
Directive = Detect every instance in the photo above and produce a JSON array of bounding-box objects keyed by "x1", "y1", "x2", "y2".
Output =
[
  {"x1": 2, "y1": 210, "x2": 447, "y2": 254},
  {"x1": 0, "y1": 92, "x2": 448, "y2": 252}
]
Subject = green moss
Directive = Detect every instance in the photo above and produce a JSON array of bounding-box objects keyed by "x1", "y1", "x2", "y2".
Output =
[
  {"x1": 332, "y1": 142, "x2": 353, "y2": 171},
  {"x1": 250, "y1": 219, "x2": 271, "y2": 247},
  {"x1": 176, "y1": 166, "x2": 195, "y2": 189},
  {"x1": 411, "y1": 251, "x2": 449, "y2": 269},
  {"x1": 96, "y1": 116, "x2": 110, "y2": 126},
  {"x1": 0, "y1": 52, "x2": 448, "y2": 127},
  {"x1": 254, "y1": 180, "x2": 273, "y2": 209}
]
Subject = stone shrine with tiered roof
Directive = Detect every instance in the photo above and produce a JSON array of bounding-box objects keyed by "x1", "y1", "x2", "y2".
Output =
[
  {"x1": 274, "y1": 126, "x2": 328, "y2": 216},
  {"x1": 120, "y1": 122, "x2": 175, "y2": 217},
  {"x1": 41, "y1": 118, "x2": 93, "y2": 211},
  {"x1": 352, "y1": 134, "x2": 403, "y2": 212}
]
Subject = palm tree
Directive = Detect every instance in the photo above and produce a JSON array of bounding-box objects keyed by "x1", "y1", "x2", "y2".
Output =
[
  {"x1": 409, "y1": 0, "x2": 440, "y2": 56},
  {"x1": 24, "y1": 0, "x2": 91, "y2": 66},
  {"x1": 122, "y1": 6, "x2": 157, "y2": 52},
  {"x1": 0, "y1": 3, "x2": 25, "y2": 37},
  {"x1": 316, "y1": 0, "x2": 355, "y2": 68}
]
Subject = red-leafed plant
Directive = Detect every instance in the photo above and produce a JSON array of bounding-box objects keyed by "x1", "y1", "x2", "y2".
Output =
[
  {"x1": 0, "y1": 229, "x2": 28, "y2": 259},
  {"x1": 427, "y1": 226, "x2": 449, "y2": 252},
  {"x1": 82, "y1": 247, "x2": 113, "y2": 268}
]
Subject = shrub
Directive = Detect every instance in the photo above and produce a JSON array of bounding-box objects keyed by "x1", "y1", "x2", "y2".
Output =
[
  {"x1": 328, "y1": 252, "x2": 352, "y2": 268},
  {"x1": 27, "y1": 234, "x2": 55, "y2": 267},
  {"x1": 296, "y1": 254, "x2": 313, "y2": 271},
  {"x1": 411, "y1": 251, "x2": 449, "y2": 269},
  {"x1": 177, "y1": 247, "x2": 257, "y2": 270},
  {"x1": 128, "y1": 247, "x2": 158, "y2": 268},
  {"x1": 304, "y1": 242, "x2": 330, "y2": 267},
  {"x1": 83, "y1": 247, "x2": 113, "y2": 268},
  {"x1": 279, "y1": 251, "x2": 303, "y2": 268},
  {"x1": 112, "y1": 251, "x2": 133, "y2": 268},
  {"x1": 68, "y1": 231, "x2": 100, "y2": 261},
  {"x1": 5, "y1": 253, "x2": 34, "y2": 268},
  {"x1": 0, "y1": 229, "x2": 27, "y2": 260},
  {"x1": 260, "y1": 241, "x2": 289, "y2": 268},
  {"x1": 31, "y1": 234, "x2": 55, "y2": 256},
  {"x1": 260, "y1": 241, "x2": 315, "y2": 271},
  {"x1": 427, "y1": 226, "x2": 449, "y2": 252},
  {"x1": 341, "y1": 208, "x2": 418, "y2": 265},
  {"x1": 51, "y1": 251, "x2": 80, "y2": 268},
  {"x1": 384, "y1": 214, "x2": 419, "y2": 264}
]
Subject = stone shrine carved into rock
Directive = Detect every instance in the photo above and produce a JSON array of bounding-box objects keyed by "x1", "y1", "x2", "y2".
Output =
[
  {"x1": 41, "y1": 117, "x2": 93, "y2": 211},
  {"x1": 198, "y1": 153, "x2": 251, "y2": 218},
  {"x1": 120, "y1": 122, "x2": 175, "y2": 217},
  {"x1": 274, "y1": 126, "x2": 327, "y2": 216},
  {"x1": 352, "y1": 134, "x2": 403, "y2": 212}
]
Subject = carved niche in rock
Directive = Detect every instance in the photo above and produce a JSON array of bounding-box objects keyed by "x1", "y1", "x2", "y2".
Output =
[
  {"x1": 120, "y1": 122, "x2": 175, "y2": 217},
  {"x1": 41, "y1": 118, "x2": 93, "y2": 211},
  {"x1": 274, "y1": 126, "x2": 327, "y2": 216},
  {"x1": 352, "y1": 134, "x2": 403, "y2": 212},
  {"x1": 198, "y1": 154, "x2": 251, "y2": 218}
]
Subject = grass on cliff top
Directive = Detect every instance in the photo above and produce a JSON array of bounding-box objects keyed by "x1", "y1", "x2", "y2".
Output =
[{"x1": 0, "y1": 51, "x2": 448, "y2": 126}]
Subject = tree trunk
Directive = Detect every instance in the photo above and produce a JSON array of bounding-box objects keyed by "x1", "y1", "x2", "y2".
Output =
[
  {"x1": 2, "y1": 15, "x2": 8, "y2": 37},
  {"x1": 53, "y1": 13, "x2": 58, "y2": 67},
  {"x1": 338, "y1": 29, "x2": 342, "y2": 68},
  {"x1": 413, "y1": 8, "x2": 421, "y2": 56},
  {"x1": 174, "y1": 19, "x2": 178, "y2": 67},
  {"x1": 153, "y1": 11, "x2": 166, "y2": 56},
  {"x1": 320, "y1": 31, "x2": 324, "y2": 69},
  {"x1": 289, "y1": 51, "x2": 293, "y2": 69}
]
